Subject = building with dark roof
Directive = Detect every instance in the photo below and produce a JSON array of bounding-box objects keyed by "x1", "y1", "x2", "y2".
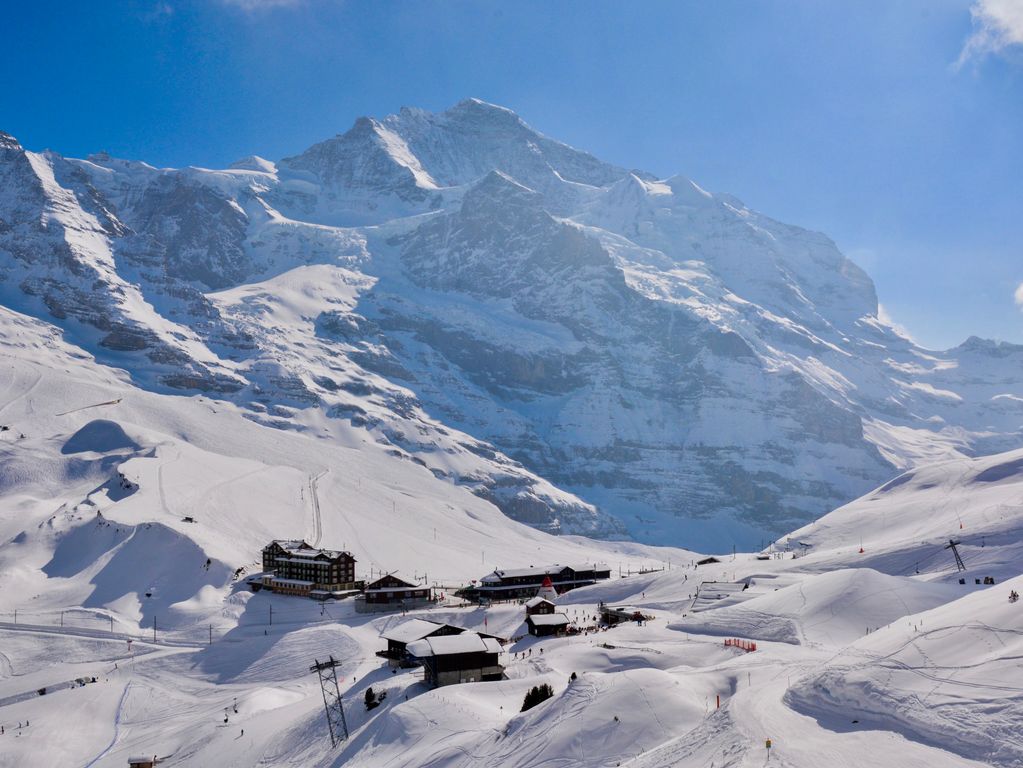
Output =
[
  {"x1": 260, "y1": 539, "x2": 358, "y2": 598},
  {"x1": 356, "y1": 573, "x2": 432, "y2": 614},
  {"x1": 469, "y1": 563, "x2": 611, "y2": 601},
  {"x1": 377, "y1": 619, "x2": 465, "y2": 665},
  {"x1": 405, "y1": 632, "x2": 505, "y2": 687}
]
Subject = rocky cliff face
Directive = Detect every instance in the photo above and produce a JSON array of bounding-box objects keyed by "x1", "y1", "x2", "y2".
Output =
[{"x1": 1, "y1": 101, "x2": 1020, "y2": 548}]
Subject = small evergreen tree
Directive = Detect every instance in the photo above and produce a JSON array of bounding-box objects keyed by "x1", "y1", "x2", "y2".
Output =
[
  {"x1": 520, "y1": 683, "x2": 555, "y2": 712},
  {"x1": 365, "y1": 686, "x2": 379, "y2": 711}
]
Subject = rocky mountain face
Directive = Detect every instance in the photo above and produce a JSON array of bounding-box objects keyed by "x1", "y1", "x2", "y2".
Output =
[{"x1": 1, "y1": 101, "x2": 1020, "y2": 549}]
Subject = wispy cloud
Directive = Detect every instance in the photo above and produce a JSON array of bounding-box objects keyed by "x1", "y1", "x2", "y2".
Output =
[
  {"x1": 220, "y1": 0, "x2": 303, "y2": 11},
  {"x1": 957, "y1": 0, "x2": 1023, "y2": 66},
  {"x1": 878, "y1": 303, "x2": 916, "y2": 342},
  {"x1": 1014, "y1": 282, "x2": 1023, "y2": 308},
  {"x1": 142, "y1": 2, "x2": 174, "y2": 22}
]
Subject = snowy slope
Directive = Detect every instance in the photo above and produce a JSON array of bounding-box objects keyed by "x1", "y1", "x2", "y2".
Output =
[
  {"x1": 778, "y1": 446, "x2": 1023, "y2": 581},
  {"x1": 786, "y1": 573, "x2": 1023, "y2": 766},
  {"x1": 1, "y1": 351, "x2": 1021, "y2": 768}
]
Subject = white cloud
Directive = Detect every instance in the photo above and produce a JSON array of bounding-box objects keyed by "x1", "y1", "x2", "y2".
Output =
[
  {"x1": 220, "y1": 0, "x2": 302, "y2": 11},
  {"x1": 878, "y1": 303, "x2": 917, "y2": 342},
  {"x1": 1014, "y1": 282, "x2": 1023, "y2": 308},
  {"x1": 958, "y1": 0, "x2": 1023, "y2": 66}
]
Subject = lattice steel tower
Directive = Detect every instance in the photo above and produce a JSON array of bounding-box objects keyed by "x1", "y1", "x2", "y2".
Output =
[
  {"x1": 945, "y1": 538, "x2": 967, "y2": 572},
  {"x1": 310, "y1": 656, "x2": 349, "y2": 747}
]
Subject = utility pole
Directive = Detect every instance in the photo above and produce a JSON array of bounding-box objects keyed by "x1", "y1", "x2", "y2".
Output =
[
  {"x1": 153, "y1": 615, "x2": 157, "y2": 643},
  {"x1": 109, "y1": 615, "x2": 114, "y2": 633},
  {"x1": 269, "y1": 603, "x2": 273, "y2": 626},
  {"x1": 310, "y1": 656, "x2": 349, "y2": 747},
  {"x1": 60, "y1": 611, "x2": 63, "y2": 627},
  {"x1": 209, "y1": 624, "x2": 213, "y2": 645}
]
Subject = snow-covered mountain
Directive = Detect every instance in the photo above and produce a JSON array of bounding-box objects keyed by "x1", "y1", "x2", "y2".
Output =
[
  {"x1": 1, "y1": 291, "x2": 1022, "y2": 767},
  {"x1": 1, "y1": 100, "x2": 1021, "y2": 549}
]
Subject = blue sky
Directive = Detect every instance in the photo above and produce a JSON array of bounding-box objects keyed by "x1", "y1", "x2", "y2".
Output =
[{"x1": 2, "y1": 0, "x2": 1021, "y2": 349}]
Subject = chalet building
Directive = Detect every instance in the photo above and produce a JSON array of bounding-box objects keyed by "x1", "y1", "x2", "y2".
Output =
[
  {"x1": 472, "y1": 563, "x2": 611, "y2": 601},
  {"x1": 525, "y1": 596, "x2": 557, "y2": 616},
  {"x1": 526, "y1": 612, "x2": 571, "y2": 637},
  {"x1": 356, "y1": 573, "x2": 432, "y2": 614},
  {"x1": 377, "y1": 619, "x2": 464, "y2": 665},
  {"x1": 406, "y1": 632, "x2": 505, "y2": 687},
  {"x1": 260, "y1": 540, "x2": 358, "y2": 599}
]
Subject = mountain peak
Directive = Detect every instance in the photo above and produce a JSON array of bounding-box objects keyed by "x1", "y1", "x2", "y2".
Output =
[
  {"x1": 228, "y1": 155, "x2": 276, "y2": 173},
  {"x1": 444, "y1": 98, "x2": 524, "y2": 123},
  {"x1": 0, "y1": 131, "x2": 22, "y2": 151},
  {"x1": 461, "y1": 170, "x2": 543, "y2": 215}
]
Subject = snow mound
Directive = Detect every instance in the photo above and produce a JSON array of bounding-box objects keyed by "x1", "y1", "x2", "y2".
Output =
[
  {"x1": 345, "y1": 667, "x2": 706, "y2": 768},
  {"x1": 43, "y1": 519, "x2": 234, "y2": 626},
  {"x1": 61, "y1": 419, "x2": 141, "y2": 455},
  {"x1": 786, "y1": 573, "x2": 1023, "y2": 766},
  {"x1": 675, "y1": 568, "x2": 955, "y2": 646}
]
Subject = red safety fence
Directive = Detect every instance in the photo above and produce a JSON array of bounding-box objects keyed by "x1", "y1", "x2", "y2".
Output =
[{"x1": 724, "y1": 637, "x2": 757, "y2": 652}]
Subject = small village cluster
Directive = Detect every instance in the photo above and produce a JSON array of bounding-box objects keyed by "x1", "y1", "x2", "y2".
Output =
[{"x1": 256, "y1": 539, "x2": 628, "y2": 687}]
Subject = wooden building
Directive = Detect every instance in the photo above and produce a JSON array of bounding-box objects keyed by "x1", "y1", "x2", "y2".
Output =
[
  {"x1": 377, "y1": 619, "x2": 464, "y2": 664},
  {"x1": 471, "y1": 563, "x2": 611, "y2": 601},
  {"x1": 524, "y1": 596, "x2": 556, "y2": 616},
  {"x1": 356, "y1": 573, "x2": 432, "y2": 614},
  {"x1": 406, "y1": 632, "x2": 505, "y2": 687},
  {"x1": 526, "y1": 612, "x2": 571, "y2": 637},
  {"x1": 127, "y1": 758, "x2": 158, "y2": 768},
  {"x1": 260, "y1": 540, "x2": 358, "y2": 598}
]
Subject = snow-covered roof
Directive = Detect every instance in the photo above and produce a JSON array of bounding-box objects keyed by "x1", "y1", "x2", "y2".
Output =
[
  {"x1": 381, "y1": 619, "x2": 446, "y2": 644},
  {"x1": 525, "y1": 596, "x2": 555, "y2": 608},
  {"x1": 528, "y1": 613, "x2": 571, "y2": 626},
  {"x1": 268, "y1": 539, "x2": 309, "y2": 550},
  {"x1": 364, "y1": 574, "x2": 422, "y2": 592},
  {"x1": 267, "y1": 541, "x2": 353, "y2": 561},
  {"x1": 406, "y1": 633, "x2": 503, "y2": 658},
  {"x1": 481, "y1": 563, "x2": 609, "y2": 581},
  {"x1": 268, "y1": 577, "x2": 314, "y2": 586},
  {"x1": 284, "y1": 547, "x2": 351, "y2": 560}
]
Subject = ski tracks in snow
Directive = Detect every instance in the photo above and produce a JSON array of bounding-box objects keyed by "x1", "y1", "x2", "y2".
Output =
[
  {"x1": 308, "y1": 470, "x2": 327, "y2": 548},
  {"x1": 81, "y1": 680, "x2": 133, "y2": 768}
]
